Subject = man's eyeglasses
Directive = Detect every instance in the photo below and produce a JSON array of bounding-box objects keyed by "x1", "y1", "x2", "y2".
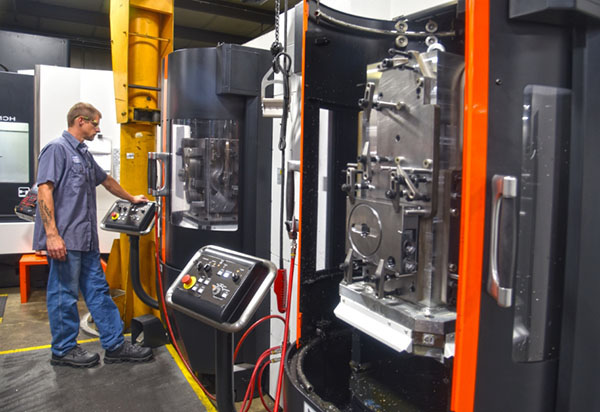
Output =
[{"x1": 81, "y1": 116, "x2": 100, "y2": 127}]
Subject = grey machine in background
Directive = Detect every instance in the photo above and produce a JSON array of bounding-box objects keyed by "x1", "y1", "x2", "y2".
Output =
[{"x1": 148, "y1": 43, "x2": 273, "y2": 399}]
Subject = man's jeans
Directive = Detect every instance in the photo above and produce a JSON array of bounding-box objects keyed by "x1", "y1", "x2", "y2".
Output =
[{"x1": 47, "y1": 250, "x2": 124, "y2": 356}]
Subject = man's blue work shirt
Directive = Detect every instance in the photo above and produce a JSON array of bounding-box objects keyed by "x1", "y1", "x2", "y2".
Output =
[{"x1": 33, "y1": 131, "x2": 107, "y2": 252}]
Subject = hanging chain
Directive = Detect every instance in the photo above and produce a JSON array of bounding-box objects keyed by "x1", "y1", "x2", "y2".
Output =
[
  {"x1": 274, "y1": 0, "x2": 280, "y2": 45},
  {"x1": 271, "y1": 0, "x2": 284, "y2": 61}
]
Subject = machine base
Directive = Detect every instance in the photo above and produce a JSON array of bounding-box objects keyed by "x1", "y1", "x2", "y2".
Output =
[{"x1": 284, "y1": 330, "x2": 452, "y2": 412}]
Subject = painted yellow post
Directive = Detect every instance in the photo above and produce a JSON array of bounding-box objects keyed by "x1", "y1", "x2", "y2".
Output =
[{"x1": 109, "y1": 0, "x2": 173, "y2": 325}]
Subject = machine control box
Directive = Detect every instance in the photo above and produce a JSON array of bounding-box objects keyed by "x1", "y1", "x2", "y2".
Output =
[
  {"x1": 14, "y1": 185, "x2": 37, "y2": 222},
  {"x1": 166, "y1": 245, "x2": 277, "y2": 333},
  {"x1": 100, "y1": 200, "x2": 156, "y2": 235}
]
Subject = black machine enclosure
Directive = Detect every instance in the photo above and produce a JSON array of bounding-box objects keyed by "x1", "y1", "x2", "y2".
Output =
[
  {"x1": 282, "y1": 2, "x2": 460, "y2": 411},
  {"x1": 159, "y1": 44, "x2": 272, "y2": 269},
  {"x1": 153, "y1": 44, "x2": 273, "y2": 382}
]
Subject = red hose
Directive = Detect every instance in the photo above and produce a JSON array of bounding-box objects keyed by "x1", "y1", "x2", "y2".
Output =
[
  {"x1": 234, "y1": 314, "x2": 285, "y2": 362},
  {"x1": 258, "y1": 359, "x2": 273, "y2": 412},
  {"x1": 241, "y1": 346, "x2": 280, "y2": 412},
  {"x1": 273, "y1": 253, "x2": 296, "y2": 411},
  {"x1": 154, "y1": 210, "x2": 216, "y2": 402}
]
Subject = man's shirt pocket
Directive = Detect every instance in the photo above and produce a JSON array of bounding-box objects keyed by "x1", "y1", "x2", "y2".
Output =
[{"x1": 69, "y1": 163, "x2": 86, "y2": 191}]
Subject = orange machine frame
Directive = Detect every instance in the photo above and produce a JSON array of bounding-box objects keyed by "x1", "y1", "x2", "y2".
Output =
[{"x1": 451, "y1": 0, "x2": 490, "y2": 411}]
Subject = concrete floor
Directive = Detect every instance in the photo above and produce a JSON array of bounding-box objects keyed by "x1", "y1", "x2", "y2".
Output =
[
  {"x1": 0, "y1": 287, "x2": 89, "y2": 352},
  {"x1": 0, "y1": 285, "x2": 274, "y2": 412}
]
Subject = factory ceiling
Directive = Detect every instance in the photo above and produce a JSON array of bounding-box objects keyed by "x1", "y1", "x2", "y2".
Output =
[{"x1": 0, "y1": 0, "x2": 301, "y2": 51}]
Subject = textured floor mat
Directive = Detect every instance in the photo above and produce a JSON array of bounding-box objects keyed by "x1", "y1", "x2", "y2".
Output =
[{"x1": 0, "y1": 340, "x2": 208, "y2": 412}]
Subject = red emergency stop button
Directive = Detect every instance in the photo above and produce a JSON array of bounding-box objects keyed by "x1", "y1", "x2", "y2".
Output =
[
  {"x1": 182, "y1": 274, "x2": 196, "y2": 289},
  {"x1": 111, "y1": 211, "x2": 119, "y2": 220}
]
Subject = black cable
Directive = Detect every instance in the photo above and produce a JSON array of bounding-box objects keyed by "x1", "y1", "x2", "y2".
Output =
[
  {"x1": 276, "y1": 53, "x2": 292, "y2": 269},
  {"x1": 279, "y1": 137, "x2": 286, "y2": 269},
  {"x1": 274, "y1": 0, "x2": 292, "y2": 270},
  {"x1": 129, "y1": 235, "x2": 159, "y2": 309},
  {"x1": 275, "y1": 53, "x2": 292, "y2": 152}
]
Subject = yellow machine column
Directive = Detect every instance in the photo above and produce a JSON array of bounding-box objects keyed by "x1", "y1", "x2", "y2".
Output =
[{"x1": 109, "y1": 0, "x2": 173, "y2": 325}]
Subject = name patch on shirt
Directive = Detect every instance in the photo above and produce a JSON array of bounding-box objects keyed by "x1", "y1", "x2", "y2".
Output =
[{"x1": 72, "y1": 155, "x2": 81, "y2": 164}]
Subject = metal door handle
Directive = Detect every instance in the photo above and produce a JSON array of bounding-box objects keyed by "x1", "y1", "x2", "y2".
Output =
[
  {"x1": 487, "y1": 174, "x2": 517, "y2": 307},
  {"x1": 148, "y1": 152, "x2": 170, "y2": 197}
]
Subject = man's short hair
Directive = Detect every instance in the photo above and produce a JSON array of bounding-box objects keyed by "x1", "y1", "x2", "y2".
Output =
[{"x1": 67, "y1": 102, "x2": 102, "y2": 126}]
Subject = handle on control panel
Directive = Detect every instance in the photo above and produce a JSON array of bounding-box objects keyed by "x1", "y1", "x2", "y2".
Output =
[
  {"x1": 487, "y1": 174, "x2": 517, "y2": 308},
  {"x1": 148, "y1": 152, "x2": 170, "y2": 197}
]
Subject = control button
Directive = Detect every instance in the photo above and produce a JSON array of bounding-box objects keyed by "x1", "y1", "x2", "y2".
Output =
[
  {"x1": 212, "y1": 284, "x2": 222, "y2": 296},
  {"x1": 111, "y1": 212, "x2": 119, "y2": 220},
  {"x1": 232, "y1": 273, "x2": 240, "y2": 283},
  {"x1": 182, "y1": 274, "x2": 196, "y2": 289},
  {"x1": 203, "y1": 264, "x2": 212, "y2": 275}
]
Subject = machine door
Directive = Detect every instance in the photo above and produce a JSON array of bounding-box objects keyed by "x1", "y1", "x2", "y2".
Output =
[
  {"x1": 462, "y1": 1, "x2": 572, "y2": 411},
  {"x1": 170, "y1": 118, "x2": 240, "y2": 231}
]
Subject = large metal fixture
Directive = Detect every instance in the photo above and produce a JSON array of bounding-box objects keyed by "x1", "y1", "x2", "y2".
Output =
[{"x1": 335, "y1": 50, "x2": 464, "y2": 361}]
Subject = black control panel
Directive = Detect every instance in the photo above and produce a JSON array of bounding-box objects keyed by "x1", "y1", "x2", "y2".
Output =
[
  {"x1": 14, "y1": 185, "x2": 37, "y2": 222},
  {"x1": 166, "y1": 246, "x2": 276, "y2": 332},
  {"x1": 100, "y1": 200, "x2": 156, "y2": 235}
]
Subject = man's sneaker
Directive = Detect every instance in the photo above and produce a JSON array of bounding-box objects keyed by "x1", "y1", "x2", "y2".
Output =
[
  {"x1": 104, "y1": 340, "x2": 153, "y2": 364},
  {"x1": 50, "y1": 345, "x2": 100, "y2": 368}
]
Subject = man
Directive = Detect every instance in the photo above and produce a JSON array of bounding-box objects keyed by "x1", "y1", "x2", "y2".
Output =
[{"x1": 34, "y1": 102, "x2": 153, "y2": 367}]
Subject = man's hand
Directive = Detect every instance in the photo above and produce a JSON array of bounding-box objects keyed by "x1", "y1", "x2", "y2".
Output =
[
  {"x1": 101, "y1": 176, "x2": 149, "y2": 204},
  {"x1": 37, "y1": 182, "x2": 65, "y2": 261},
  {"x1": 132, "y1": 194, "x2": 149, "y2": 204},
  {"x1": 46, "y1": 233, "x2": 67, "y2": 261}
]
